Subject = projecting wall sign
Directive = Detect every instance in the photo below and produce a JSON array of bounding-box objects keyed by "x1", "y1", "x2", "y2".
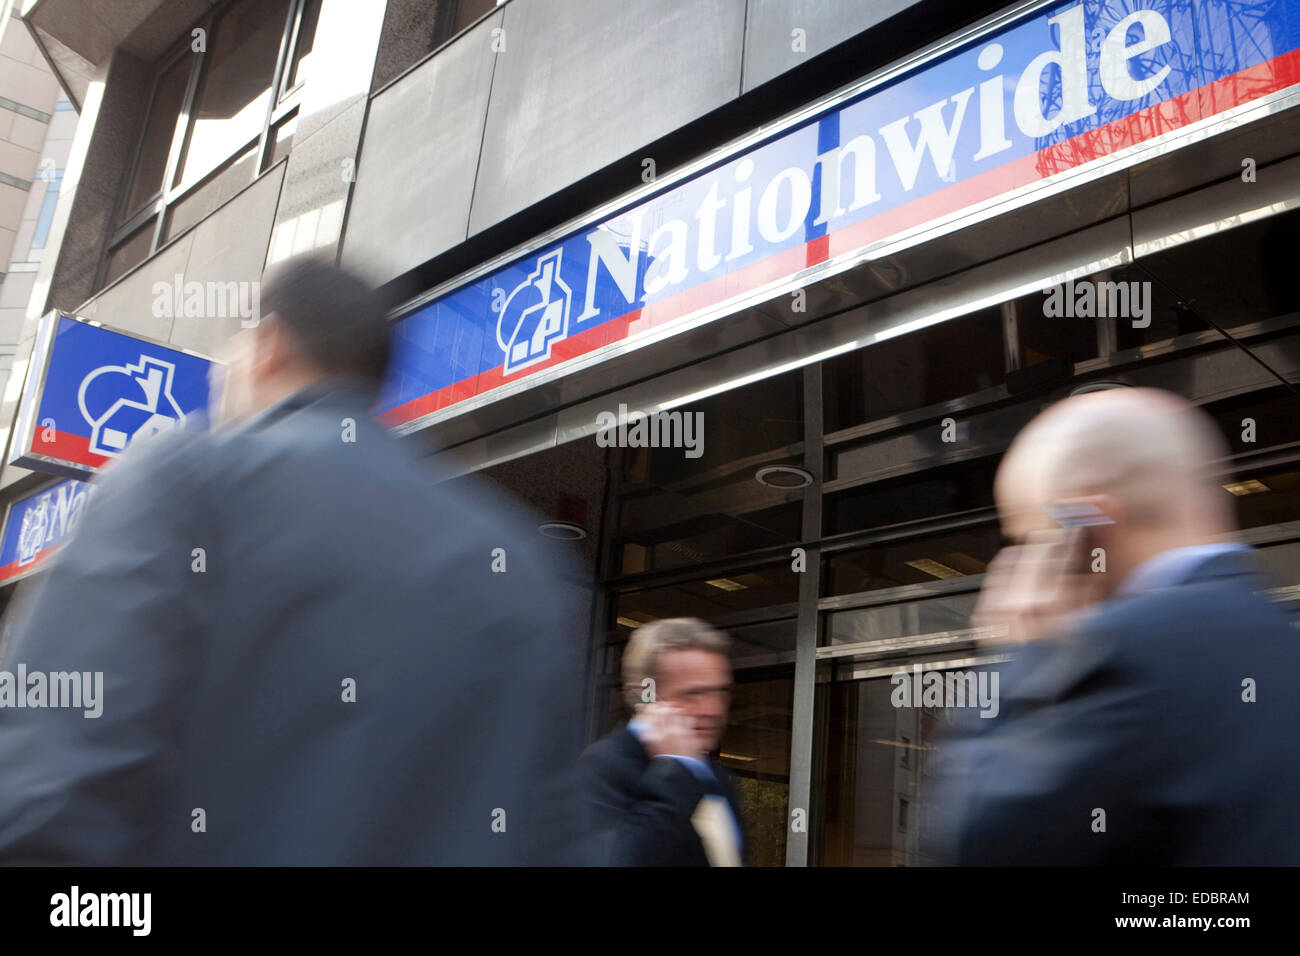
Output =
[
  {"x1": 10, "y1": 313, "x2": 216, "y2": 479},
  {"x1": 0, "y1": 477, "x2": 92, "y2": 586}
]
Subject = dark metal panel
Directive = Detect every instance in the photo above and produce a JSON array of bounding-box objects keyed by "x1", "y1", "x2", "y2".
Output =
[
  {"x1": 467, "y1": 0, "x2": 747, "y2": 235},
  {"x1": 341, "y1": 11, "x2": 502, "y2": 284},
  {"x1": 742, "y1": 0, "x2": 918, "y2": 92}
]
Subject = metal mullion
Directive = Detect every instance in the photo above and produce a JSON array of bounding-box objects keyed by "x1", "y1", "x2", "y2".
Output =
[
  {"x1": 822, "y1": 384, "x2": 1019, "y2": 449},
  {"x1": 601, "y1": 543, "x2": 803, "y2": 591},
  {"x1": 153, "y1": 17, "x2": 209, "y2": 255},
  {"x1": 278, "y1": 0, "x2": 306, "y2": 103},
  {"x1": 785, "y1": 363, "x2": 823, "y2": 867},
  {"x1": 254, "y1": 0, "x2": 300, "y2": 179},
  {"x1": 269, "y1": 99, "x2": 299, "y2": 128},
  {"x1": 816, "y1": 508, "x2": 999, "y2": 559},
  {"x1": 823, "y1": 450, "x2": 1003, "y2": 496},
  {"x1": 818, "y1": 574, "x2": 985, "y2": 614},
  {"x1": 1002, "y1": 299, "x2": 1022, "y2": 372},
  {"x1": 109, "y1": 201, "x2": 164, "y2": 248}
]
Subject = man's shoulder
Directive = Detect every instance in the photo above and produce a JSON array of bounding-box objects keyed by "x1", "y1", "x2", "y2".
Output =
[
  {"x1": 582, "y1": 725, "x2": 639, "y2": 764},
  {"x1": 1086, "y1": 566, "x2": 1288, "y2": 644},
  {"x1": 1061, "y1": 568, "x2": 1295, "y2": 690}
]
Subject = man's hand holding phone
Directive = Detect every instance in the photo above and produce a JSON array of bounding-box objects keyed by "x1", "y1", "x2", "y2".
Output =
[
  {"x1": 973, "y1": 513, "x2": 1107, "y2": 646},
  {"x1": 640, "y1": 701, "x2": 706, "y2": 760}
]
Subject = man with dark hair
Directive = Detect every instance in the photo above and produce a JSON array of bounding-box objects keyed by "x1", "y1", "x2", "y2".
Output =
[
  {"x1": 580, "y1": 617, "x2": 745, "y2": 866},
  {"x1": 0, "y1": 255, "x2": 586, "y2": 865}
]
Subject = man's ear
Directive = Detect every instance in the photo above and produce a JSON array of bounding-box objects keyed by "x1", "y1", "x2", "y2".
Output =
[{"x1": 249, "y1": 314, "x2": 288, "y2": 381}]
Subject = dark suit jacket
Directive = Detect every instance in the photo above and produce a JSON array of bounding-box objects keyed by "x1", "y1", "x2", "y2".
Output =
[
  {"x1": 580, "y1": 723, "x2": 746, "y2": 866},
  {"x1": 940, "y1": 549, "x2": 1300, "y2": 865},
  {"x1": 0, "y1": 380, "x2": 586, "y2": 865}
]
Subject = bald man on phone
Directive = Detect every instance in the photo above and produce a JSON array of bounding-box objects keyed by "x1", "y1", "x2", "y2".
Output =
[{"x1": 938, "y1": 387, "x2": 1300, "y2": 865}]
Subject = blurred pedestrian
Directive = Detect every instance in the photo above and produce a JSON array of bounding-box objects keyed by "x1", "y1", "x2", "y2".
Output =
[
  {"x1": 0, "y1": 255, "x2": 585, "y2": 864},
  {"x1": 581, "y1": 617, "x2": 744, "y2": 865},
  {"x1": 938, "y1": 387, "x2": 1300, "y2": 865}
]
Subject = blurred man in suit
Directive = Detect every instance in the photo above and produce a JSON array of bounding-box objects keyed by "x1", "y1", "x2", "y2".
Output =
[
  {"x1": 938, "y1": 387, "x2": 1300, "y2": 865},
  {"x1": 582, "y1": 617, "x2": 744, "y2": 866},
  {"x1": 0, "y1": 255, "x2": 584, "y2": 864}
]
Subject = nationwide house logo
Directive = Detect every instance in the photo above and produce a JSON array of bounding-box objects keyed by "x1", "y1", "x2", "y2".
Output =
[
  {"x1": 15, "y1": 481, "x2": 91, "y2": 567},
  {"x1": 495, "y1": 249, "x2": 573, "y2": 375},
  {"x1": 77, "y1": 354, "x2": 186, "y2": 458},
  {"x1": 16, "y1": 493, "x2": 50, "y2": 566}
]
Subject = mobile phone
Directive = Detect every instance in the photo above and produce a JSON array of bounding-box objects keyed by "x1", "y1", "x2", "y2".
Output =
[
  {"x1": 1045, "y1": 501, "x2": 1115, "y2": 528},
  {"x1": 1045, "y1": 501, "x2": 1111, "y2": 576}
]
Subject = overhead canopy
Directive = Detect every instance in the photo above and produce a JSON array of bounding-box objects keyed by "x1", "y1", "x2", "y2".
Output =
[{"x1": 19, "y1": 0, "x2": 222, "y2": 109}]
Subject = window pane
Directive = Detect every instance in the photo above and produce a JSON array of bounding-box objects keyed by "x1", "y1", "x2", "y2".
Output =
[
  {"x1": 815, "y1": 664, "x2": 1000, "y2": 866},
  {"x1": 288, "y1": 0, "x2": 322, "y2": 89},
  {"x1": 823, "y1": 592, "x2": 979, "y2": 647},
  {"x1": 175, "y1": 0, "x2": 291, "y2": 190},
  {"x1": 612, "y1": 562, "x2": 800, "y2": 627},
  {"x1": 824, "y1": 308, "x2": 1005, "y2": 433},
  {"x1": 719, "y1": 662, "x2": 794, "y2": 867},
  {"x1": 125, "y1": 55, "x2": 189, "y2": 214},
  {"x1": 824, "y1": 458, "x2": 998, "y2": 535},
  {"x1": 29, "y1": 170, "x2": 62, "y2": 258},
  {"x1": 103, "y1": 224, "x2": 155, "y2": 286},
  {"x1": 163, "y1": 145, "x2": 259, "y2": 241},
  {"x1": 1014, "y1": 286, "x2": 1100, "y2": 369},
  {"x1": 610, "y1": 368, "x2": 805, "y2": 576},
  {"x1": 1223, "y1": 465, "x2": 1300, "y2": 531},
  {"x1": 1132, "y1": 207, "x2": 1300, "y2": 337},
  {"x1": 821, "y1": 524, "x2": 1000, "y2": 599}
]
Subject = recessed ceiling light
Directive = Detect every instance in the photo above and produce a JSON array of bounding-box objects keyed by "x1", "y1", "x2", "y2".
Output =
[
  {"x1": 905, "y1": 558, "x2": 964, "y2": 579},
  {"x1": 538, "y1": 521, "x2": 587, "y2": 539},
  {"x1": 705, "y1": 577, "x2": 747, "y2": 591},
  {"x1": 755, "y1": 465, "x2": 814, "y2": 489},
  {"x1": 1222, "y1": 479, "x2": 1270, "y2": 496},
  {"x1": 1069, "y1": 381, "x2": 1129, "y2": 396}
]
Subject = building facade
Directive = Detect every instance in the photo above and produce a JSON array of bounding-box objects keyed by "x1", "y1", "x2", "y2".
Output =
[{"x1": 1, "y1": 0, "x2": 1298, "y2": 866}]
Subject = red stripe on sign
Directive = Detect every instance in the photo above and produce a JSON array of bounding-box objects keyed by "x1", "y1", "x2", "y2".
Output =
[
  {"x1": 27, "y1": 428, "x2": 111, "y2": 470},
  {"x1": 0, "y1": 545, "x2": 59, "y2": 583},
  {"x1": 384, "y1": 49, "x2": 1300, "y2": 428},
  {"x1": 806, "y1": 234, "x2": 830, "y2": 268}
]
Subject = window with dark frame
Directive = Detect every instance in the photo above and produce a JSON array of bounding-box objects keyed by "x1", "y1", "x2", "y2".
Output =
[{"x1": 102, "y1": 0, "x2": 322, "y2": 291}]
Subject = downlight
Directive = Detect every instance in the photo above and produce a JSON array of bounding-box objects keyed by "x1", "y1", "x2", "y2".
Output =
[
  {"x1": 537, "y1": 521, "x2": 587, "y2": 540},
  {"x1": 1069, "y1": 381, "x2": 1130, "y2": 397},
  {"x1": 755, "y1": 465, "x2": 814, "y2": 489}
]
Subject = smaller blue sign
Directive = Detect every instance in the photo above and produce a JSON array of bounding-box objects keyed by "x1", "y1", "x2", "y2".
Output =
[{"x1": 0, "y1": 477, "x2": 93, "y2": 585}]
